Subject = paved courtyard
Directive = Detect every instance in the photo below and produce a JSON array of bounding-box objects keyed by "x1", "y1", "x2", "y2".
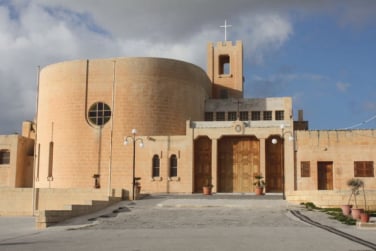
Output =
[{"x1": 0, "y1": 194, "x2": 375, "y2": 251}]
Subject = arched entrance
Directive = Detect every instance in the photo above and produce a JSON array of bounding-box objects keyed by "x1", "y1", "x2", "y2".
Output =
[
  {"x1": 217, "y1": 136, "x2": 260, "y2": 193},
  {"x1": 193, "y1": 136, "x2": 212, "y2": 193}
]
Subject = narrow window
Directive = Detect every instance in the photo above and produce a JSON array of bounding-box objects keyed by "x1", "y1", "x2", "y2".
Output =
[
  {"x1": 219, "y1": 55, "x2": 230, "y2": 75},
  {"x1": 205, "y1": 112, "x2": 213, "y2": 121},
  {"x1": 170, "y1": 154, "x2": 178, "y2": 177},
  {"x1": 228, "y1": 111, "x2": 237, "y2": 121},
  {"x1": 239, "y1": 111, "x2": 248, "y2": 121},
  {"x1": 263, "y1": 111, "x2": 272, "y2": 120},
  {"x1": 354, "y1": 161, "x2": 374, "y2": 177},
  {"x1": 216, "y1": 112, "x2": 225, "y2": 121},
  {"x1": 301, "y1": 161, "x2": 310, "y2": 177},
  {"x1": 152, "y1": 155, "x2": 160, "y2": 177},
  {"x1": 0, "y1": 150, "x2": 10, "y2": 165},
  {"x1": 48, "y1": 142, "x2": 54, "y2": 179},
  {"x1": 275, "y1": 111, "x2": 284, "y2": 120},
  {"x1": 251, "y1": 111, "x2": 261, "y2": 121}
]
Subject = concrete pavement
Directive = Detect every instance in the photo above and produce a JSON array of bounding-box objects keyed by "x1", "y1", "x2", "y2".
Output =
[{"x1": 0, "y1": 194, "x2": 375, "y2": 251}]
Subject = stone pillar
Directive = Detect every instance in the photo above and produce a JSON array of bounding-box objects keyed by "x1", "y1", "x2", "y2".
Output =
[
  {"x1": 211, "y1": 138, "x2": 218, "y2": 193},
  {"x1": 259, "y1": 138, "x2": 266, "y2": 176}
]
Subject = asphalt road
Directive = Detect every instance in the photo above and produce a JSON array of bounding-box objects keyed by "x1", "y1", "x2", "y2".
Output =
[{"x1": 0, "y1": 194, "x2": 375, "y2": 251}]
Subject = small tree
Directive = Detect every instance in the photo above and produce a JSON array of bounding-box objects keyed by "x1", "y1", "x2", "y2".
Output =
[{"x1": 346, "y1": 178, "x2": 365, "y2": 209}]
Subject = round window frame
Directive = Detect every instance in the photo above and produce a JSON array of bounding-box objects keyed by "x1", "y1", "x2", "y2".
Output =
[{"x1": 88, "y1": 102, "x2": 112, "y2": 127}]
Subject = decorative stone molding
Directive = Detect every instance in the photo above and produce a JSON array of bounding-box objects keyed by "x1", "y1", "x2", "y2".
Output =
[{"x1": 168, "y1": 177, "x2": 180, "y2": 182}]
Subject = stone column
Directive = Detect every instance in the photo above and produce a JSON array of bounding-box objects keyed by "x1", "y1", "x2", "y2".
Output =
[
  {"x1": 259, "y1": 138, "x2": 266, "y2": 176},
  {"x1": 211, "y1": 138, "x2": 218, "y2": 193}
]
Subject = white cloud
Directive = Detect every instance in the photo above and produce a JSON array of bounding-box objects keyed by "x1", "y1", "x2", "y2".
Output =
[
  {"x1": 236, "y1": 14, "x2": 293, "y2": 64},
  {"x1": 1, "y1": 0, "x2": 376, "y2": 133},
  {"x1": 336, "y1": 82, "x2": 350, "y2": 93}
]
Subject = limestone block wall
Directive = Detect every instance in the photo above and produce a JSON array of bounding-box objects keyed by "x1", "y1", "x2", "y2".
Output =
[
  {"x1": 0, "y1": 135, "x2": 34, "y2": 188},
  {"x1": 0, "y1": 188, "x2": 33, "y2": 215},
  {"x1": 287, "y1": 190, "x2": 376, "y2": 210},
  {"x1": 205, "y1": 97, "x2": 293, "y2": 120},
  {"x1": 127, "y1": 134, "x2": 194, "y2": 195},
  {"x1": 294, "y1": 130, "x2": 376, "y2": 191},
  {"x1": 35, "y1": 57, "x2": 211, "y2": 191},
  {"x1": 207, "y1": 41, "x2": 243, "y2": 98}
]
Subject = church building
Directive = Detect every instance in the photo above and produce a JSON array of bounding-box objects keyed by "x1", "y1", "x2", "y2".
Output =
[{"x1": 1, "y1": 39, "x2": 375, "y2": 219}]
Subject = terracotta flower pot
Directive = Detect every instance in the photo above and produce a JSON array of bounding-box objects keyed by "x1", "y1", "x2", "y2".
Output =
[
  {"x1": 255, "y1": 187, "x2": 264, "y2": 196},
  {"x1": 360, "y1": 212, "x2": 370, "y2": 223},
  {"x1": 340, "y1": 205, "x2": 352, "y2": 216},
  {"x1": 351, "y1": 208, "x2": 364, "y2": 220},
  {"x1": 203, "y1": 186, "x2": 212, "y2": 195}
]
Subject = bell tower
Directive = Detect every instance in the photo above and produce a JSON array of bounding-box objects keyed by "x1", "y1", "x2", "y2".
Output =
[{"x1": 207, "y1": 40, "x2": 244, "y2": 99}]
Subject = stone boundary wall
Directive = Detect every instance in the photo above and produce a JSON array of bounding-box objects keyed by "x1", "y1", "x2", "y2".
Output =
[
  {"x1": 0, "y1": 188, "x2": 33, "y2": 215},
  {"x1": 0, "y1": 188, "x2": 119, "y2": 216},
  {"x1": 287, "y1": 190, "x2": 376, "y2": 210}
]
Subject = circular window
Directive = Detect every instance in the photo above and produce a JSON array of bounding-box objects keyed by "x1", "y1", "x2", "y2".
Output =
[{"x1": 88, "y1": 102, "x2": 112, "y2": 126}]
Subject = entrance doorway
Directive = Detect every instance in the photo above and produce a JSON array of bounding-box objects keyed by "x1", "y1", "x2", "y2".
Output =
[
  {"x1": 217, "y1": 136, "x2": 259, "y2": 193},
  {"x1": 265, "y1": 136, "x2": 283, "y2": 192},
  {"x1": 193, "y1": 137, "x2": 212, "y2": 193},
  {"x1": 318, "y1": 161, "x2": 333, "y2": 190}
]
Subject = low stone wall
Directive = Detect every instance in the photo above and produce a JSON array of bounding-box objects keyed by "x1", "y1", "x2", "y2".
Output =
[
  {"x1": 287, "y1": 190, "x2": 376, "y2": 210},
  {"x1": 0, "y1": 188, "x2": 122, "y2": 228},
  {"x1": 35, "y1": 188, "x2": 111, "y2": 210},
  {"x1": 0, "y1": 188, "x2": 33, "y2": 215},
  {"x1": 36, "y1": 197, "x2": 121, "y2": 229}
]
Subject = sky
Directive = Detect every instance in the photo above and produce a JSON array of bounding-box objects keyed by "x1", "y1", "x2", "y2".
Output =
[{"x1": 0, "y1": 0, "x2": 375, "y2": 134}]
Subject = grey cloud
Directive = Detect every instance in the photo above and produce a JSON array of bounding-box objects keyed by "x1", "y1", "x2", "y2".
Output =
[{"x1": 1, "y1": 0, "x2": 376, "y2": 133}]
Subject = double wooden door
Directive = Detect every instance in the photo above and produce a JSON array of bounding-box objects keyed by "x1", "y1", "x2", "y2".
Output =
[{"x1": 218, "y1": 136, "x2": 259, "y2": 193}]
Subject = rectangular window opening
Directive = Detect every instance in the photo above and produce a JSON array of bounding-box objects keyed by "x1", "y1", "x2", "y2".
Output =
[
  {"x1": 216, "y1": 112, "x2": 225, "y2": 121},
  {"x1": 251, "y1": 111, "x2": 261, "y2": 121},
  {"x1": 275, "y1": 110, "x2": 284, "y2": 120},
  {"x1": 228, "y1": 111, "x2": 237, "y2": 121},
  {"x1": 205, "y1": 112, "x2": 214, "y2": 121},
  {"x1": 219, "y1": 55, "x2": 230, "y2": 75},
  {"x1": 354, "y1": 161, "x2": 374, "y2": 177},
  {"x1": 263, "y1": 111, "x2": 272, "y2": 121},
  {"x1": 239, "y1": 111, "x2": 248, "y2": 121},
  {"x1": 301, "y1": 161, "x2": 310, "y2": 177},
  {"x1": 0, "y1": 150, "x2": 10, "y2": 165}
]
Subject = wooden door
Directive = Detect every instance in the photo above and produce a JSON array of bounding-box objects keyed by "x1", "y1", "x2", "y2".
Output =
[
  {"x1": 265, "y1": 137, "x2": 283, "y2": 192},
  {"x1": 194, "y1": 137, "x2": 212, "y2": 193},
  {"x1": 318, "y1": 162, "x2": 333, "y2": 190},
  {"x1": 218, "y1": 136, "x2": 259, "y2": 192}
]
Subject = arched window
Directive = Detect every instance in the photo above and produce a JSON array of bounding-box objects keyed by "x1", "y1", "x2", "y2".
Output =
[
  {"x1": 0, "y1": 150, "x2": 10, "y2": 165},
  {"x1": 152, "y1": 155, "x2": 160, "y2": 177},
  {"x1": 170, "y1": 154, "x2": 178, "y2": 177}
]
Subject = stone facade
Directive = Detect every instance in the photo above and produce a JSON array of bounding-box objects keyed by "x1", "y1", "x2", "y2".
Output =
[
  {"x1": 0, "y1": 132, "x2": 34, "y2": 188},
  {"x1": 0, "y1": 39, "x2": 375, "y2": 214}
]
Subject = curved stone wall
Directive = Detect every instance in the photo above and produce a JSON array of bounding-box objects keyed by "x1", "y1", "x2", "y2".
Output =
[{"x1": 36, "y1": 57, "x2": 211, "y2": 188}]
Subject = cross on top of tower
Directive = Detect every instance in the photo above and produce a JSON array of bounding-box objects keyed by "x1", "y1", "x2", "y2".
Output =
[{"x1": 220, "y1": 19, "x2": 232, "y2": 41}]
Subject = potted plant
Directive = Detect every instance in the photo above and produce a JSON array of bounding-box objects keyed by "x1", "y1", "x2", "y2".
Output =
[
  {"x1": 93, "y1": 174, "x2": 100, "y2": 189},
  {"x1": 203, "y1": 176, "x2": 213, "y2": 195},
  {"x1": 134, "y1": 177, "x2": 142, "y2": 195},
  {"x1": 360, "y1": 209, "x2": 370, "y2": 223},
  {"x1": 253, "y1": 174, "x2": 265, "y2": 195},
  {"x1": 346, "y1": 178, "x2": 365, "y2": 220}
]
